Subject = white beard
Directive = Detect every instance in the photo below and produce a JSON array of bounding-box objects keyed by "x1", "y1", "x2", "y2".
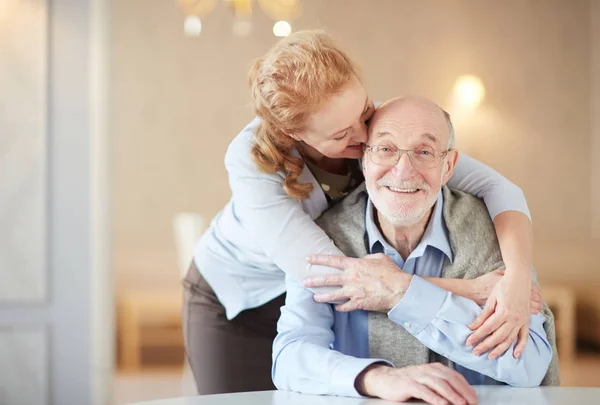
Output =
[{"x1": 364, "y1": 162, "x2": 440, "y2": 227}]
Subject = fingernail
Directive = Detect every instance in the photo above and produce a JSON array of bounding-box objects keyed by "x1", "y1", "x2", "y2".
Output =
[
  {"x1": 473, "y1": 350, "x2": 480, "y2": 356},
  {"x1": 515, "y1": 351, "x2": 522, "y2": 358},
  {"x1": 489, "y1": 354, "x2": 497, "y2": 360}
]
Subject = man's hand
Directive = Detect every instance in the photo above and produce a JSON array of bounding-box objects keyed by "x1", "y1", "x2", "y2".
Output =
[
  {"x1": 467, "y1": 268, "x2": 540, "y2": 360},
  {"x1": 304, "y1": 253, "x2": 411, "y2": 312},
  {"x1": 356, "y1": 363, "x2": 477, "y2": 405}
]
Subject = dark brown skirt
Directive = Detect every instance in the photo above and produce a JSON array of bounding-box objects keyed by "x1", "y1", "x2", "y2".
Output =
[{"x1": 182, "y1": 262, "x2": 286, "y2": 395}]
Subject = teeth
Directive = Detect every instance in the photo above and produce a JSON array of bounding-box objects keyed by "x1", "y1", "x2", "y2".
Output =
[{"x1": 387, "y1": 187, "x2": 418, "y2": 193}]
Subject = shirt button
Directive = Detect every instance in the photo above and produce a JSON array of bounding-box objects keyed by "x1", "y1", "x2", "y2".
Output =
[{"x1": 404, "y1": 321, "x2": 411, "y2": 329}]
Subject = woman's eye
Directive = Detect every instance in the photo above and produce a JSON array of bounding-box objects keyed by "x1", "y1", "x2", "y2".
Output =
[{"x1": 334, "y1": 132, "x2": 348, "y2": 141}]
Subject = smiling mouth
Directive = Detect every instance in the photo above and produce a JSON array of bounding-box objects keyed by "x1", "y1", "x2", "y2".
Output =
[{"x1": 385, "y1": 186, "x2": 422, "y2": 194}]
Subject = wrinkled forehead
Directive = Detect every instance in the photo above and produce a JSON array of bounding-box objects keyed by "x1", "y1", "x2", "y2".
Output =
[{"x1": 368, "y1": 102, "x2": 449, "y2": 148}]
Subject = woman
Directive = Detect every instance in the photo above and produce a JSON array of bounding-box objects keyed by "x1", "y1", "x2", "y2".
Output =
[{"x1": 182, "y1": 30, "x2": 540, "y2": 395}]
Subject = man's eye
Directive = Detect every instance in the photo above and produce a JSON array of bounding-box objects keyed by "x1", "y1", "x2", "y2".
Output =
[{"x1": 416, "y1": 149, "x2": 432, "y2": 156}]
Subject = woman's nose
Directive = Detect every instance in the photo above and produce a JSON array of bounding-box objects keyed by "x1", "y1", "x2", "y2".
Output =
[{"x1": 353, "y1": 124, "x2": 368, "y2": 144}]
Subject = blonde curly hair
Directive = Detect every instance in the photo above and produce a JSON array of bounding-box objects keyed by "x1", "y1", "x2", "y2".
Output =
[{"x1": 248, "y1": 30, "x2": 359, "y2": 199}]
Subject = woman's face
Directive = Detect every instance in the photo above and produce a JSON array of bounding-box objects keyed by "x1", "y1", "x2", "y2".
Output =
[{"x1": 297, "y1": 77, "x2": 375, "y2": 159}]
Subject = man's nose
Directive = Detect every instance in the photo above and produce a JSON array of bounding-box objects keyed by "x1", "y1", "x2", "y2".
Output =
[{"x1": 391, "y1": 151, "x2": 416, "y2": 177}]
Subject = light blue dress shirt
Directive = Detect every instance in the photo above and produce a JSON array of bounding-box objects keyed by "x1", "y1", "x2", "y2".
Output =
[
  {"x1": 194, "y1": 117, "x2": 532, "y2": 319},
  {"x1": 272, "y1": 192, "x2": 552, "y2": 397}
]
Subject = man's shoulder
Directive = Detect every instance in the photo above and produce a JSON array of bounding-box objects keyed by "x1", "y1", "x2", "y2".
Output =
[
  {"x1": 316, "y1": 182, "x2": 368, "y2": 227},
  {"x1": 442, "y1": 186, "x2": 492, "y2": 230},
  {"x1": 442, "y1": 186, "x2": 503, "y2": 276},
  {"x1": 315, "y1": 182, "x2": 368, "y2": 256}
]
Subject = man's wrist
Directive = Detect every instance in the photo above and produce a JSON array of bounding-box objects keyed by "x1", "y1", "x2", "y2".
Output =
[
  {"x1": 355, "y1": 363, "x2": 388, "y2": 397},
  {"x1": 388, "y1": 273, "x2": 412, "y2": 311}
]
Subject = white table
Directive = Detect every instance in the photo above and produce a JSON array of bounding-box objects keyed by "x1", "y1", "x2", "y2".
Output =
[{"x1": 130, "y1": 387, "x2": 600, "y2": 405}]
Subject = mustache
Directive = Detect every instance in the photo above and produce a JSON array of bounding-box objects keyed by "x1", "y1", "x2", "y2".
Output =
[{"x1": 377, "y1": 178, "x2": 431, "y2": 190}]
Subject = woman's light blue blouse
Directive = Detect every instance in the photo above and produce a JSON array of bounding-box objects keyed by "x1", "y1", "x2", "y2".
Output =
[{"x1": 194, "y1": 117, "x2": 531, "y2": 319}]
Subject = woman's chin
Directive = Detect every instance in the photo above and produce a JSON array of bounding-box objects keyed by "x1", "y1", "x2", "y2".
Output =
[{"x1": 340, "y1": 148, "x2": 364, "y2": 159}]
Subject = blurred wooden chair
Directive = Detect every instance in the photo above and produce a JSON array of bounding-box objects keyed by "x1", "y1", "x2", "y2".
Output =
[
  {"x1": 118, "y1": 290, "x2": 184, "y2": 370},
  {"x1": 118, "y1": 213, "x2": 204, "y2": 378},
  {"x1": 540, "y1": 283, "x2": 577, "y2": 363}
]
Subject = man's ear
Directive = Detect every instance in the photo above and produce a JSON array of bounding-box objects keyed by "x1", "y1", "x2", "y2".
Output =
[{"x1": 441, "y1": 150, "x2": 459, "y2": 185}]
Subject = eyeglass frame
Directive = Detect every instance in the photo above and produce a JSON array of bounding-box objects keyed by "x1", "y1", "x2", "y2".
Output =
[{"x1": 363, "y1": 144, "x2": 452, "y2": 169}]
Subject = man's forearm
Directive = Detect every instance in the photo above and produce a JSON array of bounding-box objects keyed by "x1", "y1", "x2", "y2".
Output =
[
  {"x1": 275, "y1": 277, "x2": 394, "y2": 397},
  {"x1": 389, "y1": 277, "x2": 552, "y2": 387}
]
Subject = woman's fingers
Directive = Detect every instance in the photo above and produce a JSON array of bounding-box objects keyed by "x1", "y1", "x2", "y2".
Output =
[
  {"x1": 468, "y1": 298, "x2": 496, "y2": 331},
  {"x1": 513, "y1": 325, "x2": 530, "y2": 358}
]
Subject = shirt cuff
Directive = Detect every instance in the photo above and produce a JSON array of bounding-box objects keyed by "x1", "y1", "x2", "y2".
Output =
[
  {"x1": 331, "y1": 357, "x2": 393, "y2": 398},
  {"x1": 388, "y1": 275, "x2": 448, "y2": 335}
]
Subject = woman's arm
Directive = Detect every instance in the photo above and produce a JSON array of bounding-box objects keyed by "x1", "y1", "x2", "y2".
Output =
[
  {"x1": 423, "y1": 277, "x2": 474, "y2": 301},
  {"x1": 447, "y1": 153, "x2": 534, "y2": 359},
  {"x1": 224, "y1": 121, "x2": 346, "y2": 288},
  {"x1": 466, "y1": 211, "x2": 534, "y2": 358},
  {"x1": 423, "y1": 270, "x2": 542, "y2": 312},
  {"x1": 447, "y1": 153, "x2": 531, "y2": 221}
]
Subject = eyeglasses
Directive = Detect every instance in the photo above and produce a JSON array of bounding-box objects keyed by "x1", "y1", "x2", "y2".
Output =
[{"x1": 364, "y1": 144, "x2": 450, "y2": 169}]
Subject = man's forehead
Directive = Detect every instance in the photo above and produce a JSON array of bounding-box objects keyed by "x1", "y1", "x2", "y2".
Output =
[
  {"x1": 371, "y1": 122, "x2": 444, "y2": 144},
  {"x1": 370, "y1": 104, "x2": 447, "y2": 144}
]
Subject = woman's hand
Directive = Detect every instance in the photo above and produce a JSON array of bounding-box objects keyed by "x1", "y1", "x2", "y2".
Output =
[
  {"x1": 466, "y1": 269, "x2": 543, "y2": 360},
  {"x1": 470, "y1": 269, "x2": 543, "y2": 310}
]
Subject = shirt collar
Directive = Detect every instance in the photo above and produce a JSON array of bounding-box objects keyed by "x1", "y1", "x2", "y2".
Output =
[{"x1": 365, "y1": 192, "x2": 453, "y2": 263}]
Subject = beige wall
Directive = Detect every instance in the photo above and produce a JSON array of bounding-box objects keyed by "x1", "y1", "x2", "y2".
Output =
[
  {"x1": 111, "y1": 0, "x2": 598, "y2": 292},
  {"x1": 592, "y1": 0, "x2": 600, "y2": 240}
]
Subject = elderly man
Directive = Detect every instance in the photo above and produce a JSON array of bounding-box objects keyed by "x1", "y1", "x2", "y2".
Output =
[{"x1": 272, "y1": 97, "x2": 559, "y2": 404}]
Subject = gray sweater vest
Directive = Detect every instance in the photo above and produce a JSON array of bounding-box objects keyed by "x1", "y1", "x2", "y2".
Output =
[{"x1": 315, "y1": 184, "x2": 560, "y2": 386}]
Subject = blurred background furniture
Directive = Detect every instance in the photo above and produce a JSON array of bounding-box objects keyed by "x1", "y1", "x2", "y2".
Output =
[
  {"x1": 117, "y1": 213, "x2": 205, "y2": 373},
  {"x1": 540, "y1": 284, "x2": 577, "y2": 363},
  {"x1": 118, "y1": 291, "x2": 184, "y2": 370}
]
